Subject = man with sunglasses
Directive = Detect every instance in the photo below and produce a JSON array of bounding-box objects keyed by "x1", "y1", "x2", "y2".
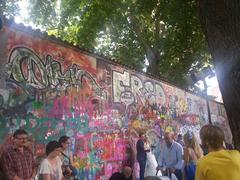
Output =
[{"x1": 1, "y1": 129, "x2": 36, "y2": 180}]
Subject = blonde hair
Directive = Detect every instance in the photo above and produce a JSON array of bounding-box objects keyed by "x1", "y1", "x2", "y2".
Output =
[{"x1": 184, "y1": 131, "x2": 202, "y2": 159}]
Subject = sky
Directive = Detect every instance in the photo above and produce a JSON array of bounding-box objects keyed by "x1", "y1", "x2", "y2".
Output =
[
  {"x1": 14, "y1": 0, "x2": 223, "y2": 103},
  {"x1": 15, "y1": 0, "x2": 39, "y2": 29},
  {"x1": 197, "y1": 76, "x2": 222, "y2": 102},
  {"x1": 15, "y1": 0, "x2": 29, "y2": 23}
]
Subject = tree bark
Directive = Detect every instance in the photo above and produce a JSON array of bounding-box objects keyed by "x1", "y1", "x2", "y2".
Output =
[
  {"x1": 128, "y1": 14, "x2": 160, "y2": 75},
  {"x1": 198, "y1": 0, "x2": 240, "y2": 150}
]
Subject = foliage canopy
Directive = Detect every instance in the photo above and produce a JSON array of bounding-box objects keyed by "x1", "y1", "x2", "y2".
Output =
[{"x1": 2, "y1": 0, "x2": 211, "y2": 87}]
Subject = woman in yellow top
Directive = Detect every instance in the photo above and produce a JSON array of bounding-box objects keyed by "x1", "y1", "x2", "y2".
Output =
[{"x1": 195, "y1": 124, "x2": 240, "y2": 180}]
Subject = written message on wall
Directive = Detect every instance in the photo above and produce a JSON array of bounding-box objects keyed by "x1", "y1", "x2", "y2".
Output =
[{"x1": 0, "y1": 25, "x2": 231, "y2": 179}]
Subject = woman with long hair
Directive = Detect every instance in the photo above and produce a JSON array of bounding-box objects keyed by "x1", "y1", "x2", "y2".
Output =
[{"x1": 183, "y1": 131, "x2": 203, "y2": 180}]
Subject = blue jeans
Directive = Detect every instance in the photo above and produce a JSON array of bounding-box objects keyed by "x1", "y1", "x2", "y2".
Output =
[
  {"x1": 138, "y1": 159, "x2": 146, "y2": 180},
  {"x1": 174, "y1": 169, "x2": 182, "y2": 180}
]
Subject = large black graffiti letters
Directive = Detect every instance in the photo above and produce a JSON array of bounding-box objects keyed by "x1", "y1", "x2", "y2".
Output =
[
  {"x1": 6, "y1": 47, "x2": 107, "y2": 99},
  {"x1": 7, "y1": 47, "x2": 48, "y2": 88}
]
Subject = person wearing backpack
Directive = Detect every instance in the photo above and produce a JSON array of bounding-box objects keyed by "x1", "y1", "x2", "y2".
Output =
[{"x1": 59, "y1": 136, "x2": 78, "y2": 180}]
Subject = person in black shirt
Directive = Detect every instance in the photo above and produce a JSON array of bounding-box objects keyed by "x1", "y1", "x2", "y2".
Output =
[{"x1": 136, "y1": 133, "x2": 149, "y2": 180}]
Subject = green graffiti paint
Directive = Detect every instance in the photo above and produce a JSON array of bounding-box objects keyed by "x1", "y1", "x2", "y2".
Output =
[{"x1": 32, "y1": 101, "x2": 43, "y2": 109}]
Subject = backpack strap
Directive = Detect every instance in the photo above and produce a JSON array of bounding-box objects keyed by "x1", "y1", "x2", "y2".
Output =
[{"x1": 60, "y1": 151, "x2": 71, "y2": 165}]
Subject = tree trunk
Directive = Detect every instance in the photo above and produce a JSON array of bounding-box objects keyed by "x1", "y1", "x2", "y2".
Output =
[
  {"x1": 128, "y1": 14, "x2": 160, "y2": 75},
  {"x1": 198, "y1": 0, "x2": 240, "y2": 150}
]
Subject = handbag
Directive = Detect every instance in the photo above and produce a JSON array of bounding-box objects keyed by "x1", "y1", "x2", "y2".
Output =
[
  {"x1": 171, "y1": 173, "x2": 178, "y2": 180},
  {"x1": 61, "y1": 151, "x2": 78, "y2": 179}
]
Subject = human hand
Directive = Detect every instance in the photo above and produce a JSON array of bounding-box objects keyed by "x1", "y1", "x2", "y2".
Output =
[
  {"x1": 156, "y1": 165, "x2": 160, "y2": 171},
  {"x1": 65, "y1": 167, "x2": 72, "y2": 175},
  {"x1": 169, "y1": 167, "x2": 176, "y2": 173},
  {"x1": 145, "y1": 149, "x2": 151, "y2": 152},
  {"x1": 12, "y1": 176, "x2": 23, "y2": 180}
]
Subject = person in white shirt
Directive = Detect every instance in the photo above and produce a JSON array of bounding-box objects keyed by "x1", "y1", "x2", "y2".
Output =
[
  {"x1": 144, "y1": 135, "x2": 162, "y2": 177},
  {"x1": 38, "y1": 141, "x2": 63, "y2": 180}
]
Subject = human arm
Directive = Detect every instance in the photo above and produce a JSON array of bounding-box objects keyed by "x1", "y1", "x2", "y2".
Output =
[
  {"x1": 11, "y1": 176, "x2": 23, "y2": 180},
  {"x1": 195, "y1": 160, "x2": 205, "y2": 180},
  {"x1": 25, "y1": 169, "x2": 36, "y2": 180},
  {"x1": 139, "y1": 140, "x2": 145, "y2": 153},
  {"x1": 174, "y1": 143, "x2": 184, "y2": 170},
  {"x1": 144, "y1": 142, "x2": 151, "y2": 152},
  {"x1": 29, "y1": 153, "x2": 37, "y2": 180},
  {"x1": 1, "y1": 150, "x2": 22, "y2": 180},
  {"x1": 28, "y1": 168, "x2": 37, "y2": 180},
  {"x1": 156, "y1": 145, "x2": 164, "y2": 170},
  {"x1": 56, "y1": 156, "x2": 65, "y2": 180},
  {"x1": 195, "y1": 147, "x2": 203, "y2": 159},
  {"x1": 183, "y1": 148, "x2": 190, "y2": 165},
  {"x1": 69, "y1": 151, "x2": 74, "y2": 165},
  {"x1": 39, "y1": 159, "x2": 52, "y2": 180},
  {"x1": 40, "y1": 174, "x2": 51, "y2": 180}
]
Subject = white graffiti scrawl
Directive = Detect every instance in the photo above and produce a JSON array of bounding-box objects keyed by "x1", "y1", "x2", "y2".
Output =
[
  {"x1": 5, "y1": 47, "x2": 107, "y2": 99},
  {"x1": 112, "y1": 70, "x2": 166, "y2": 107}
]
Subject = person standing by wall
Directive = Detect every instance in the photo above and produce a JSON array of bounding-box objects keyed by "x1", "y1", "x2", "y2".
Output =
[
  {"x1": 59, "y1": 135, "x2": 78, "y2": 180},
  {"x1": 156, "y1": 132, "x2": 184, "y2": 180},
  {"x1": 136, "y1": 133, "x2": 148, "y2": 180},
  {"x1": 195, "y1": 124, "x2": 240, "y2": 180},
  {"x1": 183, "y1": 131, "x2": 202, "y2": 180},
  {"x1": 1, "y1": 129, "x2": 36, "y2": 180},
  {"x1": 177, "y1": 134, "x2": 185, "y2": 148},
  {"x1": 38, "y1": 141, "x2": 63, "y2": 180}
]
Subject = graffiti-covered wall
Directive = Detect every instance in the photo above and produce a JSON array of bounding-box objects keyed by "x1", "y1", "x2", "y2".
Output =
[{"x1": 0, "y1": 23, "x2": 231, "y2": 179}]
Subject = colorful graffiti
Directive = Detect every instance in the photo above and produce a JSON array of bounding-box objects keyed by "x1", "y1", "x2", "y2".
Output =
[
  {"x1": 209, "y1": 101, "x2": 232, "y2": 143},
  {"x1": 0, "y1": 24, "x2": 232, "y2": 179}
]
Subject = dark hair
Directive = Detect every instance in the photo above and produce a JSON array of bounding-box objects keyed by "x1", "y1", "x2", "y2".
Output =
[
  {"x1": 13, "y1": 129, "x2": 28, "y2": 138},
  {"x1": 200, "y1": 124, "x2": 224, "y2": 150},
  {"x1": 178, "y1": 134, "x2": 183, "y2": 138},
  {"x1": 46, "y1": 141, "x2": 61, "y2": 156},
  {"x1": 59, "y1": 135, "x2": 70, "y2": 145}
]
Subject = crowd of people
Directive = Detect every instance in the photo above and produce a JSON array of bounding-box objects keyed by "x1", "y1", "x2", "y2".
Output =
[
  {"x1": 135, "y1": 124, "x2": 240, "y2": 180},
  {"x1": 0, "y1": 124, "x2": 239, "y2": 180},
  {"x1": 0, "y1": 129, "x2": 78, "y2": 180}
]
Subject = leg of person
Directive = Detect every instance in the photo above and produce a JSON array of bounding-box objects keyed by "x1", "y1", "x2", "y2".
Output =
[
  {"x1": 143, "y1": 158, "x2": 146, "y2": 177},
  {"x1": 174, "y1": 169, "x2": 182, "y2": 180},
  {"x1": 138, "y1": 159, "x2": 146, "y2": 180}
]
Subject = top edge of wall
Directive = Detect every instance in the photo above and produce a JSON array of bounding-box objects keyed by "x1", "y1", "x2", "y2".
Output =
[{"x1": 0, "y1": 16, "x2": 223, "y2": 105}]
